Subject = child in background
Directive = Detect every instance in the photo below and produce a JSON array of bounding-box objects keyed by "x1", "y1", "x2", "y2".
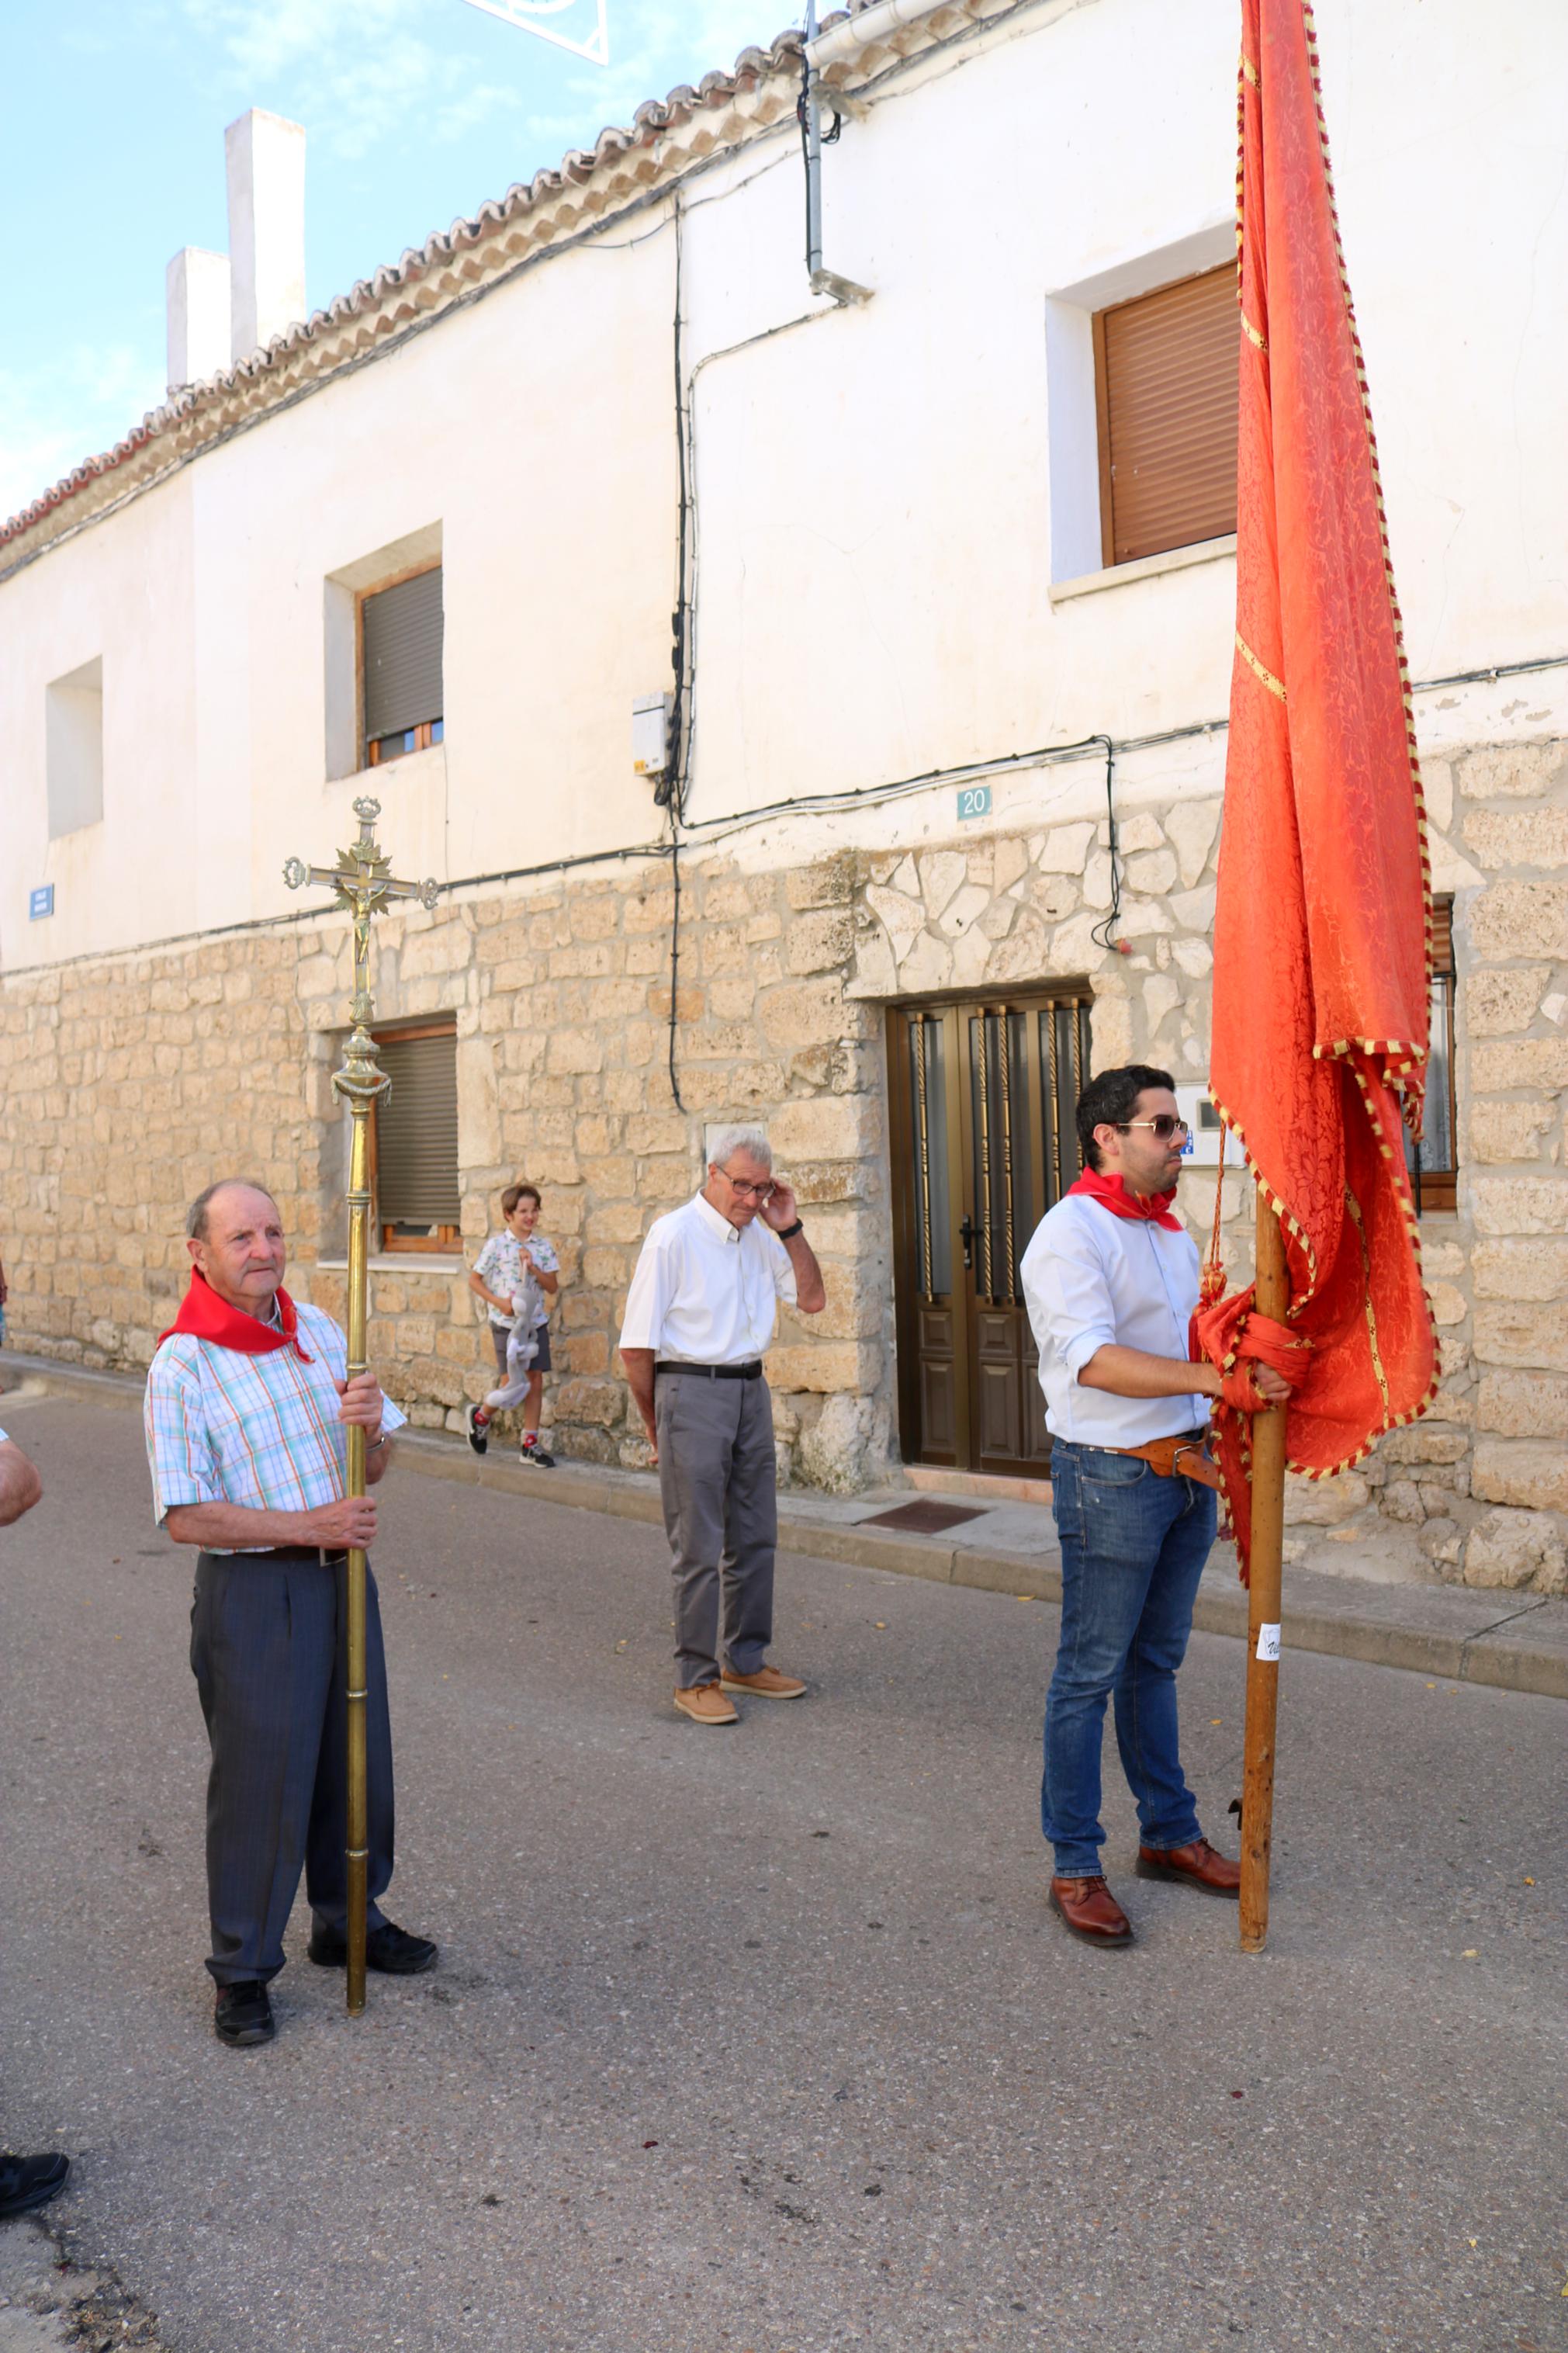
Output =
[{"x1": 465, "y1": 1183, "x2": 560, "y2": 1465}]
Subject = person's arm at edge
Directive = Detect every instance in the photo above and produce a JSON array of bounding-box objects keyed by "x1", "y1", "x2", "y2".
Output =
[
  {"x1": 618, "y1": 1229, "x2": 670, "y2": 1455},
  {"x1": 521, "y1": 1241, "x2": 560, "y2": 1300},
  {"x1": 780, "y1": 1228, "x2": 826, "y2": 1316},
  {"x1": 763, "y1": 1181, "x2": 825, "y2": 1315},
  {"x1": 1080, "y1": 1343, "x2": 1289, "y2": 1406},
  {"x1": 0, "y1": 1437, "x2": 42, "y2": 1525},
  {"x1": 620, "y1": 1349, "x2": 656, "y2": 1452},
  {"x1": 468, "y1": 1269, "x2": 515, "y2": 1315},
  {"x1": 1078, "y1": 1345, "x2": 1222, "y2": 1401}
]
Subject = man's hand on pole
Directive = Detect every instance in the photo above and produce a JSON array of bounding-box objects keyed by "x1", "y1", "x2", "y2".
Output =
[
  {"x1": 307, "y1": 1495, "x2": 379, "y2": 1550},
  {"x1": 335, "y1": 1372, "x2": 385, "y2": 1429}
]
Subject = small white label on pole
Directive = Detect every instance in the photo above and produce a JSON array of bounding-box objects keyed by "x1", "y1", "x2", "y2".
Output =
[{"x1": 1255, "y1": 1622, "x2": 1282, "y2": 1662}]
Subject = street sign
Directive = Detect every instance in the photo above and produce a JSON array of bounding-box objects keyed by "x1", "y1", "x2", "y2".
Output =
[
  {"x1": 957, "y1": 784, "x2": 992, "y2": 822},
  {"x1": 457, "y1": 0, "x2": 607, "y2": 62},
  {"x1": 29, "y1": 885, "x2": 54, "y2": 920}
]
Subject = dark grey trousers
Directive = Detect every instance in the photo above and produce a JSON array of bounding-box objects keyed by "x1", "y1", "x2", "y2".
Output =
[
  {"x1": 655, "y1": 1371, "x2": 777, "y2": 1688},
  {"x1": 190, "y1": 1551, "x2": 394, "y2": 1986}
]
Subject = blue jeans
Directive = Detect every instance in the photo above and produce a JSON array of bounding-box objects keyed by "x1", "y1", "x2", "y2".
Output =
[{"x1": 1042, "y1": 1438, "x2": 1217, "y2": 1878}]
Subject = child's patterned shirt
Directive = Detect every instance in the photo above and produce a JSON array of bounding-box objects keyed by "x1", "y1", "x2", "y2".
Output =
[{"x1": 472, "y1": 1230, "x2": 559, "y2": 1326}]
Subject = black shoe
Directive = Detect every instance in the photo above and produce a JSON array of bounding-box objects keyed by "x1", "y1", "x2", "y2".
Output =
[
  {"x1": 0, "y1": 2152, "x2": 71, "y2": 2219},
  {"x1": 214, "y1": 1980, "x2": 275, "y2": 2047},
  {"x1": 519, "y1": 1440, "x2": 555, "y2": 1468},
  {"x1": 307, "y1": 1920, "x2": 438, "y2": 1975},
  {"x1": 465, "y1": 1405, "x2": 490, "y2": 1457}
]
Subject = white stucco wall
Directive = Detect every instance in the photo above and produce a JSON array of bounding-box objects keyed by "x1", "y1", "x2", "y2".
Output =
[{"x1": 2, "y1": 0, "x2": 1563, "y2": 969}]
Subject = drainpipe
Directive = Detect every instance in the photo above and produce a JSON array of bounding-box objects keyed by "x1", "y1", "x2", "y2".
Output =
[{"x1": 801, "y1": 1, "x2": 873, "y2": 307}]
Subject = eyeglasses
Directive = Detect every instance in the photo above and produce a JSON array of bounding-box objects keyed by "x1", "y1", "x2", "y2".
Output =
[
  {"x1": 1116, "y1": 1116, "x2": 1190, "y2": 1142},
  {"x1": 718, "y1": 1169, "x2": 774, "y2": 1201}
]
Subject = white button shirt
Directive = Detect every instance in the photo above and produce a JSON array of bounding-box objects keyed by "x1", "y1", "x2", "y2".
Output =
[
  {"x1": 1019, "y1": 1194, "x2": 1210, "y2": 1447},
  {"x1": 619, "y1": 1191, "x2": 798, "y2": 1365}
]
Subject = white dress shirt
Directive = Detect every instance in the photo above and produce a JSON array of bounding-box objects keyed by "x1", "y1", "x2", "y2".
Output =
[
  {"x1": 1019, "y1": 1194, "x2": 1210, "y2": 1447},
  {"x1": 619, "y1": 1191, "x2": 798, "y2": 1364}
]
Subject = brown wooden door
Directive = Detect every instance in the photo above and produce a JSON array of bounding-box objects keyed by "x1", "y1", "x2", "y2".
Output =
[{"x1": 888, "y1": 992, "x2": 1092, "y2": 1478}]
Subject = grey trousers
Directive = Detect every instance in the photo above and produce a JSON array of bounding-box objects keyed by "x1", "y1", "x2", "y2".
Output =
[
  {"x1": 190, "y1": 1551, "x2": 394, "y2": 1986},
  {"x1": 655, "y1": 1371, "x2": 777, "y2": 1688}
]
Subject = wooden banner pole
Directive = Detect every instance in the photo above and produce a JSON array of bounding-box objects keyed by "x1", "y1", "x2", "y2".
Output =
[{"x1": 1239, "y1": 1193, "x2": 1289, "y2": 1953}]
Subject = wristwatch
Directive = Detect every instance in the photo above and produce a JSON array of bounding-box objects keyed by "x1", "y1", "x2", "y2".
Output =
[{"x1": 776, "y1": 1218, "x2": 804, "y2": 1242}]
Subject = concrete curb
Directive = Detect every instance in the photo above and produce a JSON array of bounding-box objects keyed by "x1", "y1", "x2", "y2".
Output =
[{"x1": 5, "y1": 1350, "x2": 1565, "y2": 1700}]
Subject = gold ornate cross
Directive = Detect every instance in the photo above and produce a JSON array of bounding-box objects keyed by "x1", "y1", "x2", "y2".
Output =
[{"x1": 284, "y1": 794, "x2": 441, "y2": 1113}]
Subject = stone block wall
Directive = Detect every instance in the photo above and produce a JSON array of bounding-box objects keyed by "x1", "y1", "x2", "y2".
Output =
[
  {"x1": 0, "y1": 933, "x2": 327, "y2": 1365},
  {"x1": 1, "y1": 729, "x2": 1561, "y2": 1586}
]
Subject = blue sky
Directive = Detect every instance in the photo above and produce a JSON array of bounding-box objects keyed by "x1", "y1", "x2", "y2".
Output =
[{"x1": 1, "y1": 0, "x2": 793, "y2": 524}]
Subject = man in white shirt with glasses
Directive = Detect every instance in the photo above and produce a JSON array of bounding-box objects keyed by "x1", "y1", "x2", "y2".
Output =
[{"x1": 619, "y1": 1128, "x2": 826, "y2": 1725}]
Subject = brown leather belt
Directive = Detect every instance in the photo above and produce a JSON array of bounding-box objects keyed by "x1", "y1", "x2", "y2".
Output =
[{"x1": 1111, "y1": 1430, "x2": 1225, "y2": 1492}]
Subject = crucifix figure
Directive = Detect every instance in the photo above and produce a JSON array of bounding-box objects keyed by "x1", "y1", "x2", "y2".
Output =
[{"x1": 284, "y1": 795, "x2": 439, "y2": 2012}]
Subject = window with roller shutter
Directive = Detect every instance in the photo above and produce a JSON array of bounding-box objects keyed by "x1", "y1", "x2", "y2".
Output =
[
  {"x1": 1093, "y1": 264, "x2": 1240, "y2": 569},
  {"x1": 372, "y1": 1021, "x2": 461, "y2": 1252},
  {"x1": 1406, "y1": 897, "x2": 1458, "y2": 1215},
  {"x1": 362, "y1": 563, "x2": 444, "y2": 768}
]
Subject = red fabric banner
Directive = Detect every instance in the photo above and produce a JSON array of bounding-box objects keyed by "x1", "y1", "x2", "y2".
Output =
[{"x1": 1197, "y1": 0, "x2": 1438, "y2": 1576}]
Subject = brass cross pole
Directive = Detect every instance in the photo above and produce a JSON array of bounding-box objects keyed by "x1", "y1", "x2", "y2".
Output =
[{"x1": 284, "y1": 795, "x2": 439, "y2": 2013}]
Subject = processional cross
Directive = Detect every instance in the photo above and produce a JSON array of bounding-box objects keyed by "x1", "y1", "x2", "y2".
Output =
[{"x1": 284, "y1": 796, "x2": 440, "y2": 2013}]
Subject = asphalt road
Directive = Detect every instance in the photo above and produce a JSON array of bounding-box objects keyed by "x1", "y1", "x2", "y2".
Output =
[{"x1": 0, "y1": 1397, "x2": 1562, "y2": 2353}]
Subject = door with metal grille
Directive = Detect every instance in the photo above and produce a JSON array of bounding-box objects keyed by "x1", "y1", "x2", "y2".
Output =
[{"x1": 888, "y1": 993, "x2": 1092, "y2": 1478}]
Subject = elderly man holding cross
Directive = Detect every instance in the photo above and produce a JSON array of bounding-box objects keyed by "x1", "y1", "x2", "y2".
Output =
[
  {"x1": 619, "y1": 1128, "x2": 826, "y2": 1725},
  {"x1": 144, "y1": 1179, "x2": 435, "y2": 2047}
]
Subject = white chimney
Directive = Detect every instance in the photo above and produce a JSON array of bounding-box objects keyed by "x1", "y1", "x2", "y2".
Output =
[
  {"x1": 165, "y1": 248, "x2": 233, "y2": 392},
  {"x1": 224, "y1": 109, "x2": 306, "y2": 362}
]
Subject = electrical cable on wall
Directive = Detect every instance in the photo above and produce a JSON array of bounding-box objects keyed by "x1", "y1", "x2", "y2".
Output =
[
  {"x1": 664, "y1": 188, "x2": 691, "y2": 1107},
  {"x1": 666, "y1": 813, "x2": 686, "y2": 1112},
  {"x1": 1085, "y1": 734, "x2": 1123, "y2": 951}
]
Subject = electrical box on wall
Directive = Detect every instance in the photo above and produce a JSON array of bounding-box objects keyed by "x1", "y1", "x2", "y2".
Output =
[
  {"x1": 632, "y1": 694, "x2": 671, "y2": 781},
  {"x1": 1175, "y1": 1086, "x2": 1226, "y2": 1166}
]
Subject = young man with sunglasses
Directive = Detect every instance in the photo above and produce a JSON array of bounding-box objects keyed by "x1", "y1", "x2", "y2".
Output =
[
  {"x1": 618, "y1": 1128, "x2": 826, "y2": 1725},
  {"x1": 1020, "y1": 1065, "x2": 1290, "y2": 1949}
]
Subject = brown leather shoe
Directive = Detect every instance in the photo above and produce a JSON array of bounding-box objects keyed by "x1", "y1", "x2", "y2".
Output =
[
  {"x1": 1135, "y1": 1838, "x2": 1241, "y2": 1897},
  {"x1": 1048, "y1": 1876, "x2": 1134, "y2": 1948},
  {"x1": 719, "y1": 1665, "x2": 807, "y2": 1700},
  {"x1": 673, "y1": 1682, "x2": 739, "y2": 1726}
]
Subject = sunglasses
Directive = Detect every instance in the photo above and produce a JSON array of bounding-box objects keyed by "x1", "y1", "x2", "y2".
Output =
[{"x1": 1116, "y1": 1116, "x2": 1190, "y2": 1142}]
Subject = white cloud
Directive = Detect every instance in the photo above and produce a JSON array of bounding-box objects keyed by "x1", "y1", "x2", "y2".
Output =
[{"x1": 178, "y1": 0, "x2": 795, "y2": 160}]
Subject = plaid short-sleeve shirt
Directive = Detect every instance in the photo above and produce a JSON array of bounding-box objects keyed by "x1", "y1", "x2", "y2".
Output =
[{"x1": 144, "y1": 1301, "x2": 407, "y2": 1554}]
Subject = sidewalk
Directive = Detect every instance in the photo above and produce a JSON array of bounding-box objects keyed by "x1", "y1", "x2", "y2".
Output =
[{"x1": 4, "y1": 1348, "x2": 1564, "y2": 1699}]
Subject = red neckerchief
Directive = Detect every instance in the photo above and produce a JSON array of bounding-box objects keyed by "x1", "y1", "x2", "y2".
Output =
[
  {"x1": 157, "y1": 1268, "x2": 314, "y2": 1361},
  {"x1": 1066, "y1": 1168, "x2": 1183, "y2": 1235}
]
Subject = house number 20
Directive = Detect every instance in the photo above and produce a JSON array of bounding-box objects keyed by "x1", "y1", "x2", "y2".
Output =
[{"x1": 957, "y1": 785, "x2": 992, "y2": 821}]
